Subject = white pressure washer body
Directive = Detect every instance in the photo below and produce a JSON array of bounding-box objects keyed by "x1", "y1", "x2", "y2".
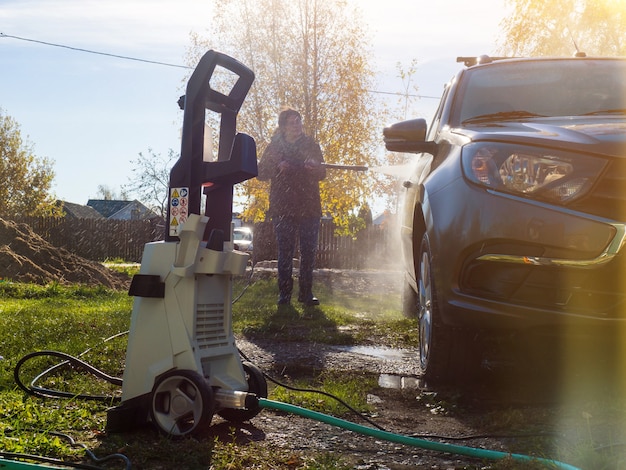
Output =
[
  {"x1": 106, "y1": 50, "x2": 266, "y2": 437},
  {"x1": 123, "y1": 214, "x2": 248, "y2": 398}
]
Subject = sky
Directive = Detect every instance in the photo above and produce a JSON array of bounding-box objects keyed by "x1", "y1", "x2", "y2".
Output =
[{"x1": 0, "y1": 0, "x2": 508, "y2": 209}]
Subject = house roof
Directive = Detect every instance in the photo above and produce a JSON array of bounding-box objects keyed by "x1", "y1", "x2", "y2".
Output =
[
  {"x1": 87, "y1": 199, "x2": 133, "y2": 218},
  {"x1": 57, "y1": 200, "x2": 104, "y2": 219},
  {"x1": 108, "y1": 200, "x2": 159, "y2": 220},
  {"x1": 87, "y1": 199, "x2": 160, "y2": 220}
]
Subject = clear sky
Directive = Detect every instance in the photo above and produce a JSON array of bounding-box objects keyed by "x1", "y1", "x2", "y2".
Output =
[{"x1": 0, "y1": 0, "x2": 507, "y2": 207}]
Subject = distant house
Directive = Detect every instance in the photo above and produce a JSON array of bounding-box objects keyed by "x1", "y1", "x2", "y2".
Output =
[
  {"x1": 87, "y1": 199, "x2": 160, "y2": 221},
  {"x1": 57, "y1": 200, "x2": 105, "y2": 219}
]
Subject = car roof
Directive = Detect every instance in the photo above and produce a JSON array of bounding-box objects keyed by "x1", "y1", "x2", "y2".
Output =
[{"x1": 456, "y1": 54, "x2": 626, "y2": 68}]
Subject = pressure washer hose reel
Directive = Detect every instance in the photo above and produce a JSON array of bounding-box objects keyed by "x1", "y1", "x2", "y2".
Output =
[{"x1": 106, "y1": 50, "x2": 267, "y2": 437}]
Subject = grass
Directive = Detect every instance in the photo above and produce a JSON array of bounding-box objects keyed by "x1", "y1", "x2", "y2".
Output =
[
  {"x1": 1, "y1": 272, "x2": 624, "y2": 469},
  {"x1": 231, "y1": 275, "x2": 412, "y2": 347},
  {"x1": 0, "y1": 273, "x2": 410, "y2": 469}
]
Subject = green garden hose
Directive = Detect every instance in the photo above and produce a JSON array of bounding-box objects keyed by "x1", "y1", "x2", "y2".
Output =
[
  {"x1": 258, "y1": 398, "x2": 580, "y2": 470},
  {"x1": 0, "y1": 458, "x2": 68, "y2": 470}
]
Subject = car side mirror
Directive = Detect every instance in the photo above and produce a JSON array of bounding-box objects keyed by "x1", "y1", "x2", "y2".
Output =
[{"x1": 383, "y1": 118, "x2": 438, "y2": 155}]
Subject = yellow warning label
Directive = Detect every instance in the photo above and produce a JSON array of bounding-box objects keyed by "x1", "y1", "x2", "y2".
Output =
[{"x1": 169, "y1": 187, "x2": 189, "y2": 237}]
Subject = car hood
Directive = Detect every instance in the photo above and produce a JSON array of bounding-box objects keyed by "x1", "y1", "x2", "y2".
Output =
[{"x1": 459, "y1": 116, "x2": 626, "y2": 158}]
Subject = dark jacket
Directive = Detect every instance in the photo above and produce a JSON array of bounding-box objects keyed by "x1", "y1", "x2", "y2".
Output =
[{"x1": 257, "y1": 133, "x2": 326, "y2": 218}]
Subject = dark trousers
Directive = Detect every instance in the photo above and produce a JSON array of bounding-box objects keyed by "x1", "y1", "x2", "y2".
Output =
[{"x1": 273, "y1": 216, "x2": 319, "y2": 301}]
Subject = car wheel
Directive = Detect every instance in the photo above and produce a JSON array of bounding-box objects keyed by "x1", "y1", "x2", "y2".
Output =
[
  {"x1": 217, "y1": 362, "x2": 268, "y2": 423},
  {"x1": 150, "y1": 369, "x2": 215, "y2": 437},
  {"x1": 418, "y1": 233, "x2": 481, "y2": 383},
  {"x1": 402, "y1": 274, "x2": 418, "y2": 318}
]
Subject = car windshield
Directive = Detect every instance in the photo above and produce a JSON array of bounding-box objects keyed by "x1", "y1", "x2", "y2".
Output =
[{"x1": 455, "y1": 59, "x2": 626, "y2": 125}]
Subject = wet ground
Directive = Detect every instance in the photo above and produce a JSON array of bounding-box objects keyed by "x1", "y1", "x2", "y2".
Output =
[
  {"x1": 228, "y1": 269, "x2": 626, "y2": 469},
  {"x1": 234, "y1": 334, "x2": 626, "y2": 469}
]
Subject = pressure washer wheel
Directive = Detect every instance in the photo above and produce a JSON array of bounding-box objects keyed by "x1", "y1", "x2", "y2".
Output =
[
  {"x1": 218, "y1": 362, "x2": 267, "y2": 423},
  {"x1": 150, "y1": 369, "x2": 215, "y2": 437}
]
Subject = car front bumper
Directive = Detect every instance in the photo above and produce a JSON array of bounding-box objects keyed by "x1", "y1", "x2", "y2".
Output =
[{"x1": 425, "y1": 178, "x2": 626, "y2": 331}]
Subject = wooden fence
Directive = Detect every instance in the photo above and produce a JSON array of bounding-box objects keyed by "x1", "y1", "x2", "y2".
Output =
[
  {"x1": 251, "y1": 219, "x2": 401, "y2": 270},
  {"x1": 10, "y1": 216, "x2": 400, "y2": 269},
  {"x1": 12, "y1": 216, "x2": 164, "y2": 263}
]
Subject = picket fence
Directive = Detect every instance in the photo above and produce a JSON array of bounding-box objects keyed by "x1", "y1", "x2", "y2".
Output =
[{"x1": 11, "y1": 216, "x2": 400, "y2": 269}]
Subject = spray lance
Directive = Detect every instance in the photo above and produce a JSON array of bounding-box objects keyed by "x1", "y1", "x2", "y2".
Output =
[
  {"x1": 322, "y1": 163, "x2": 369, "y2": 171},
  {"x1": 322, "y1": 161, "x2": 428, "y2": 180}
]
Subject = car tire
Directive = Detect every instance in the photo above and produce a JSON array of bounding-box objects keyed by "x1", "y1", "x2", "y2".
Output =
[
  {"x1": 417, "y1": 233, "x2": 481, "y2": 383},
  {"x1": 402, "y1": 274, "x2": 418, "y2": 318}
]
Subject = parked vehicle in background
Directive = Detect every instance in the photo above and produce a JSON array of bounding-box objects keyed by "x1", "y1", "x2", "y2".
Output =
[
  {"x1": 384, "y1": 55, "x2": 626, "y2": 383},
  {"x1": 233, "y1": 226, "x2": 253, "y2": 254}
]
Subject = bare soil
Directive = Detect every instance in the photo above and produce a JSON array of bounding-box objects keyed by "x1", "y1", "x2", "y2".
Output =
[{"x1": 0, "y1": 218, "x2": 128, "y2": 289}]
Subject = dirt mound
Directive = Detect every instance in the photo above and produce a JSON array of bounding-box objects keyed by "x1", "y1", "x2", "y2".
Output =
[{"x1": 0, "y1": 218, "x2": 129, "y2": 289}]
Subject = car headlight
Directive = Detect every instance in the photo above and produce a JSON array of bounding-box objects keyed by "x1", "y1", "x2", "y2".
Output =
[{"x1": 461, "y1": 143, "x2": 607, "y2": 204}]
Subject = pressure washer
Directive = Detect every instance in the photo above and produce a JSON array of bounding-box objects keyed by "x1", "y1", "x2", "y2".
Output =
[{"x1": 104, "y1": 50, "x2": 267, "y2": 437}]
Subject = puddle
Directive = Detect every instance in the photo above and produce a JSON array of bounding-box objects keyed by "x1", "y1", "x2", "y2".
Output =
[
  {"x1": 331, "y1": 345, "x2": 415, "y2": 361},
  {"x1": 378, "y1": 373, "x2": 421, "y2": 389}
]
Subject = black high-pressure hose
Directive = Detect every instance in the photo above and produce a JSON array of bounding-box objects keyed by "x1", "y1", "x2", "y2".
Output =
[
  {"x1": 11, "y1": 348, "x2": 129, "y2": 470},
  {"x1": 14, "y1": 350, "x2": 122, "y2": 402}
]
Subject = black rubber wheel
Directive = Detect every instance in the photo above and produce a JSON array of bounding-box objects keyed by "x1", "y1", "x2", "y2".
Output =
[
  {"x1": 401, "y1": 273, "x2": 418, "y2": 319},
  {"x1": 150, "y1": 369, "x2": 215, "y2": 437},
  {"x1": 418, "y1": 233, "x2": 481, "y2": 383},
  {"x1": 218, "y1": 362, "x2": 268, "y2": 423}
]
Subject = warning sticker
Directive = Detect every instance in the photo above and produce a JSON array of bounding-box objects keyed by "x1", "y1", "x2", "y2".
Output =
[{"x1": 169, "y1": 187, "x2": 189, "y2": 237}]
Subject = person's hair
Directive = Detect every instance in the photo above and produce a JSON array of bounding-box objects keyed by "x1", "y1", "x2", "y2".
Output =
[{"x1": 277, "y1": 107, "x2": 301, "y2": 129}]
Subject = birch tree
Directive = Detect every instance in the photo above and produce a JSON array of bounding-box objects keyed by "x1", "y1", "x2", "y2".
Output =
[
  {"x1": 498, "y1": 0, "x2": 626, "y2": 56},
  {"x1": 189, "y1": 0, "x2": 385, "y2": 232}
]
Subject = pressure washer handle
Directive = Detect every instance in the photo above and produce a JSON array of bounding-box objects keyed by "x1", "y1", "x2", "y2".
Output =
[{"x1": 322, "y1": 163, "x2": 368, "y2": 171}]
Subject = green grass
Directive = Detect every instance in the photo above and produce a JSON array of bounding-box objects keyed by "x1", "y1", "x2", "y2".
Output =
[
  {"x1": 232, "y1": 276, "x2": 413, "y2": 347},
  {"x1": 0, "y1": 276, "x2": 409, "y2": 469},
  {"x1": 269, "y1": 370, "x2": 377, "y2": 415}
]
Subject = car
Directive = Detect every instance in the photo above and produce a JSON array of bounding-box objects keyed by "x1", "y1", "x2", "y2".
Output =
[
  {"x1": 233, "y1": 226, "x2": 253, "y2": 254},
  {"x1": 384, "y1": 55, "x2": 626, "y2": 383}
]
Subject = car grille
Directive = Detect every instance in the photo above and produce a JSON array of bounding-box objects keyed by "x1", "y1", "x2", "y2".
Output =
[
  {"x1": 569, "y1": 158, "x2": 626, "y2": 221},
  {"x1": 461, "y1": 258, "x2": 626, "y2": 318}
]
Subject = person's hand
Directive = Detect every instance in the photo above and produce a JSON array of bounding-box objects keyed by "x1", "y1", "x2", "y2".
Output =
[
  {"x1": 277, "y1": 160, "x2": 291, "y2": 175},
  {"x1": 304, "y1": 159, "x2": 320, "y2": 170}
]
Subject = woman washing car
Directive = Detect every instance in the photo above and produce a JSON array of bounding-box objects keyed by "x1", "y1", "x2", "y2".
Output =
[{"x1": 257, "y1": 107, "x2": 326, "y2": 306}]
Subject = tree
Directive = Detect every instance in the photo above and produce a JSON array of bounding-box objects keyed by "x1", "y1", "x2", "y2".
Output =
[
  {"x1": 188, "y1": 0, "x2": 386, "y2": 233},
  {"x1": 0, "y1": 109, "x2": 60, "y2": 217},
  {"x1": 498, "y1": 0, "x2": 626, "y2": 56},
  {"x1": 95, "y1": 184, "x2": 129, "y2": 201},
  {"x1": 123, "y1": 149, "x2": 177, "y2": 217}
]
